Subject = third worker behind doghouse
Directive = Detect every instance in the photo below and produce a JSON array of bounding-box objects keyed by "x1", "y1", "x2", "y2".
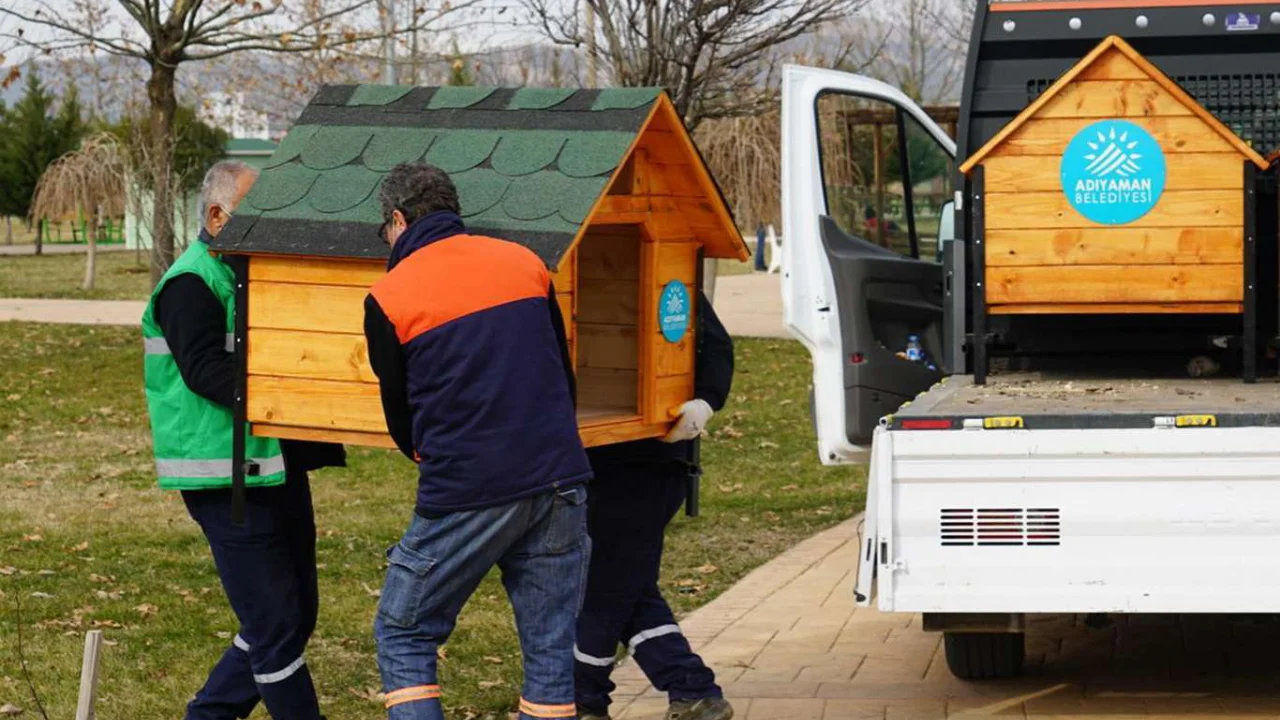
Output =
[
  {"x1": 362, "y1": 162, "x2": 592, "y2": 720},
  {"x1": 575, "y1": 292, "x2": 735, "y2": 720}
]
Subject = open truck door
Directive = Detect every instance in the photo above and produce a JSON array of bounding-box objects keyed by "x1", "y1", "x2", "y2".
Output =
[{"x1": 781, "y1": 65, "x2": 957, "y2": 465}]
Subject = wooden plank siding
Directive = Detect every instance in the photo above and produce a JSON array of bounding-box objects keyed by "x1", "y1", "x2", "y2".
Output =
[
  {"x1": 248, "y1": 282, "x2": 367, "y2": 334},
  {"x1": 1035, "y1": 80, "x2": 1193, "y2": 119},
  {"x1": 986, "y1": 227, "x2": 1243, "y2": 267},
  {"x1": 984, "y1": 190, "x2": 1242, "y2": 230},
  {"x1": 1075, "y1": 49, "x2": 1150, "y2": 81},
  {"x1": 987, "y1": 265, "x2": 1243, "y2": 306},
  {"x1": 247, "y1": 376, "x2": 387, "y2": 433},
  {"x1": 990, "y1": 302, "x2": 1243, "y2": 315},
  {"x1": 248, "y1": 329, "x2": 376, "y2": 383},
  {"x1": 1000, "y1": 117, "x2": 1238, "y2": 156},
  {"x1": 983, "y1": 153, "x2": 1245, "y2": 193},
  {"x1": 249, "y1": 256, "x2": 384, "y2": 287}
]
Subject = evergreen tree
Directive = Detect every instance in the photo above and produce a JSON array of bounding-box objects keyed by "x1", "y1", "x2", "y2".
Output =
[
  {"x1": 111, "y1": 105, "x2": 228, "y2": 195},
  {"x1": 0, "y1": 70, "x2": 87, "y2": 251}
]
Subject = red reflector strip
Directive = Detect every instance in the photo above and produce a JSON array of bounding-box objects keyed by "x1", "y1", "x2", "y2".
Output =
[{"x1": 900, "y1": 419, "x2": 953, "y2": 430}]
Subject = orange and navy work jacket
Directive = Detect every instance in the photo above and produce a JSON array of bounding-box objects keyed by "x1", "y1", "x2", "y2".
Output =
[{"x1": 363, "y1": 212, "x2": 590, "y2": 515}]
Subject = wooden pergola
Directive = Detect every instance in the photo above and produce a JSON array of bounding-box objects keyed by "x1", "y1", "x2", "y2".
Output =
[{"x1": 841, "y1": 105, "x2": 960, "y2": 249}]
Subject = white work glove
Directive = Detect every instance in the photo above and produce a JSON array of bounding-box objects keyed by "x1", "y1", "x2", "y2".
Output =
[{"x1": 663, "y1": 399, "x2": 714, "y2": 443}]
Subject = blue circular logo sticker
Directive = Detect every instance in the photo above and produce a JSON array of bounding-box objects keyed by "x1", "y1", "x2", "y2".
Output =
[
  {"x1": 1060, "y1": 119, "x2": 1166, "y2": 225},
  {"x1": 659, "y1": 281, "x2": 690, "y2": 343}
]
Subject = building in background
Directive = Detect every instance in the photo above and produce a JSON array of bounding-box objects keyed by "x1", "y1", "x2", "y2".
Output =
[
  {"x1": 125, "y1": 138, "x2": 276, "y2": 250},
  {"x1": 203, "y1": 92, "x2": 272, "y2": 141}
]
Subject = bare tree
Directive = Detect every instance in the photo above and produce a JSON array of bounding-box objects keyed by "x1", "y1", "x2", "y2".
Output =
[
  {"x1": 31, "y1": 133, "x2": 128, "y2": 291},
  {"x1": 1, "y1": 0, "x2": 474, "y2": 285},
  {"x1": 839, "y1": 0, "x2": 972, "y2": 104},
  {"x1": 521, "y1": 0, "x2": 866, "y2": 128}
]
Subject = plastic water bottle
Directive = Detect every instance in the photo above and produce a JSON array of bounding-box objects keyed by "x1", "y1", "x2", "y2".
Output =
[{"x1": 906, "y1": 335, "x2": 924, "y2": 362}]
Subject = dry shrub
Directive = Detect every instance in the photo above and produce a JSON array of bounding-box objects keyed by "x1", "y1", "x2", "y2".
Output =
[{"x1": 695, "y1": 111, "x2": 781, "y2": 232}]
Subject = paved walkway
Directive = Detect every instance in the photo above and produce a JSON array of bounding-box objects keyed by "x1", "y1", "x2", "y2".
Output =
[
  {"x1": 712, "y1": 273, "x2": 787, "y2": 339},
  {"x1": 0, "y1": 298, "x2": 145, "y2": 325},
  {"x1": 0, "y1": 243, "x2": 131, "y2": 255},
  {"x1": 0, "y1": 272, "x2": 789, "y2": 338},
  {"x1": 604, "y1": 516, "x2": 1280, "y2": 719}
]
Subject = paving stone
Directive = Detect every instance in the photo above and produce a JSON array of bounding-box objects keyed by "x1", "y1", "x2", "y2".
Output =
[
  {"x1": 719, "y1": 681, "x2": 820, "y2": 699},
  {"x1": 822, "y1": 699, "x2": 887, "y2": 719},
  {"x1": 746, "y1": 699, "x2": 825, "y2": 720}
]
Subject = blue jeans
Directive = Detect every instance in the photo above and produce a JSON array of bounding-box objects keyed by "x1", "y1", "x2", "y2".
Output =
[{"x1": 375, "y1": 485, "x2": 590, "y2": 720}]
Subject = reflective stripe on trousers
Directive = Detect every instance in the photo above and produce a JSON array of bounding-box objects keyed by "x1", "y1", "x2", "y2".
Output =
[
  {"x1": 253, "y1": 654, "x2": 307, "y2": 685},
  {"x1": 574, "y1": 644, "x2": 615, "y2": 667},
  {"x1": 144, "y1": 333, "x2": 235, "y2": 355},
  {"x1": 628, "y1": 624, "x2": 682, "y2": 652},
  {"x1": 154, "y1": 455, "x2": 286, "y2": 479}
]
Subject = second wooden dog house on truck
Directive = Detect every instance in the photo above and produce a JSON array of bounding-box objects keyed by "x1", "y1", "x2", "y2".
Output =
[{"x1": 784, "y1": 1, "x2": 1280, "y2": 680}]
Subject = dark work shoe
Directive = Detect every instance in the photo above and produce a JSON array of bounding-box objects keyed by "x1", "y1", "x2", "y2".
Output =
[
  {"x1": 667, "y1": 698, "x2": 733, "y2": 720},
  {"x1": 577, "y1": 705, "x2": 612, "y2": 720}
]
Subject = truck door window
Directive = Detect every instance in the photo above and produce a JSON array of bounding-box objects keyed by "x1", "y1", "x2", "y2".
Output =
[{"x1": 816, "y1": 93, "x2": 954, "y2": 262}]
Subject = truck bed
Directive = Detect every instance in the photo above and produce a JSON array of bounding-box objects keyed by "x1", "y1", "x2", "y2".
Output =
[{"x1": 890, "y1": 374, "x2": 1280, "y2": 430}]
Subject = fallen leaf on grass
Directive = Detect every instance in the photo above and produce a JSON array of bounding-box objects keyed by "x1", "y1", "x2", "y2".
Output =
[
  {"x1": 134, "y1": 603, "x2": 158, "y2": 618},
  {"x1": 21, "y1": 534, "x2": 42, "y2": 543},
  {"x1": 361, "y1": 582, "x2": 381, "y2": 598},
  {"x1": 30, "y1": 592, "x2": 54, "y2": 599},
  {"x1": 91, "y1": 619, "x2": 124, "y2": 629},
  {"x1": 348, "y1": 687, "x2": 383, "y2": 702},
  {"x1": 477, "y1": 680, "x2": 504, "y2": 690},
  {"x1": 89, "y1": 573, "x2": 115, "y2": 584},
  {"x1": 696, "y1": 563, "x2": 719, "y2": 575},
  {"x1": 215, "y1": 631, "x2": 232, "y2": 640},
  {"x1": 67, "y1": 540, "x2": 89, "y2": 553},
  {"x1": 716, "y1": 482, "x2": 743, "y2": 494},
  {"x1": 0, "y1": 567, "x2": 15, "y2": 576},
  {"x1": 95, "y1": 590, "x2": 123, "y2": 601},
  {"x1": 781, "y1": 484, "x2": 799, "y2": 492},
  {"x1": 37, "y1": 367, "x2": 55, "y2": 376},
  {"x1": 0, "y1": 702, "x2": 22, "y2": 716},
  {"x1": 759, "y1": 440, "x2": 780, "y2": 450},
  {"x1": 482, "y1": 655, "x2": 503, "y2": 664}
]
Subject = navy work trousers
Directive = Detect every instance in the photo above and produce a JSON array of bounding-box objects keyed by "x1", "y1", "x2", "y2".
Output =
[
  {"x1": 575, "y1": 462, "x2": 721, "y2": 715},
  {"x1": 181, "y1": 469, "x2": 322, "y2": 720}
]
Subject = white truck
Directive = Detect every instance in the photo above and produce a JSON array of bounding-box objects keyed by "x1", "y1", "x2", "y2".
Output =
[{"x1": 781, "y1": 0, "x2": 1280, "y2": 680}]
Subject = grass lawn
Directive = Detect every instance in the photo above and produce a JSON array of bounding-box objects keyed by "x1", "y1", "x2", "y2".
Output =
[
  {"x1": 0, "y1": 252, "x2": 152, "y2": 301},
  {"x1": 0, "y1": 323, "x2": 861, "y2": 719}
]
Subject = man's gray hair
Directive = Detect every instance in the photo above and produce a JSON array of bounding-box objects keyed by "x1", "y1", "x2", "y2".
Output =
[
  {"x1": 200, "y1": 160, "x2": 259, "y2": 223},
  {"x1": 378, "y1": 162, "x2": 461, "y2": 224}
]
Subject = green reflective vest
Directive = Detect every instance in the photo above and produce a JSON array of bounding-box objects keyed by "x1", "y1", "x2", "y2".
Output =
[{"x1": 141, "y1": 240, "x2": 285, "y2": 491}]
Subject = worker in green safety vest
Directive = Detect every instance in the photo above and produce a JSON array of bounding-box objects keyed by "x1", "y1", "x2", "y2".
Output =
[{"x1": 141, "y1": 160, "x2": 345, "y2": 720}]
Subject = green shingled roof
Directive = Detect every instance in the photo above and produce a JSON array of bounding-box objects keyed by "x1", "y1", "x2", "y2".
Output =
[{"x1": 212, "y1": 85, "x2": 665, "y2": 266}]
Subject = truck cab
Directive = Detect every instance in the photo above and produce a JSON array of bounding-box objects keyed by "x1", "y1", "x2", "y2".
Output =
[{"x1": 784, "y1": 0, "x2": 1280, "y2": 680}]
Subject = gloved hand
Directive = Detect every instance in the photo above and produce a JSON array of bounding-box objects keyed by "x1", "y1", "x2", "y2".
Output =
[{"x1": 663, "y1": 399, "x2": 714, "y2": 443}]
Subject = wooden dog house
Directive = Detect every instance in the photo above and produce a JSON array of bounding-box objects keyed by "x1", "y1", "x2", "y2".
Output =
[
  {"x1": 211, "y1": 86, "x2": 749, "y2": 454},
  {"x1": 958, "y1": 35, "x2": 1269, "y2": 381}
]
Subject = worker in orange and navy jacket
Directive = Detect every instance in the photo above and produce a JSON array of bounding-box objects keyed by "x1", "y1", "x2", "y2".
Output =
[{"x1": 362, "y1": 162, "x2": 591, "y2": 720}]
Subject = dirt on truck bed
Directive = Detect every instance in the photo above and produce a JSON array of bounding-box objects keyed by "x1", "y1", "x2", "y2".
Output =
[{"x1": 894, "y1": 373, "x2": 1280, "y2": 427}]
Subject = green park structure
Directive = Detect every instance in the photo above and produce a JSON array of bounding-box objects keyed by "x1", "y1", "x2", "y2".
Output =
[{"x1": 124, "y1": 137, "x2": 278, "y2": 251}]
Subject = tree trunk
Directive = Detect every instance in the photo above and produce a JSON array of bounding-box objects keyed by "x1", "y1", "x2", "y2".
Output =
[
  {"x1": 147, "y1": 62, "x2": 178, "y2": 287},
  {"x1": 4, "y1": 216, "x2": 11, "y2": 245},
  {"x1": 83, "y1": 207, "x2": 99, "y2": 292},
  {"x1": 35, "y1": 219, "x2": 43, "y2": 256}
]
